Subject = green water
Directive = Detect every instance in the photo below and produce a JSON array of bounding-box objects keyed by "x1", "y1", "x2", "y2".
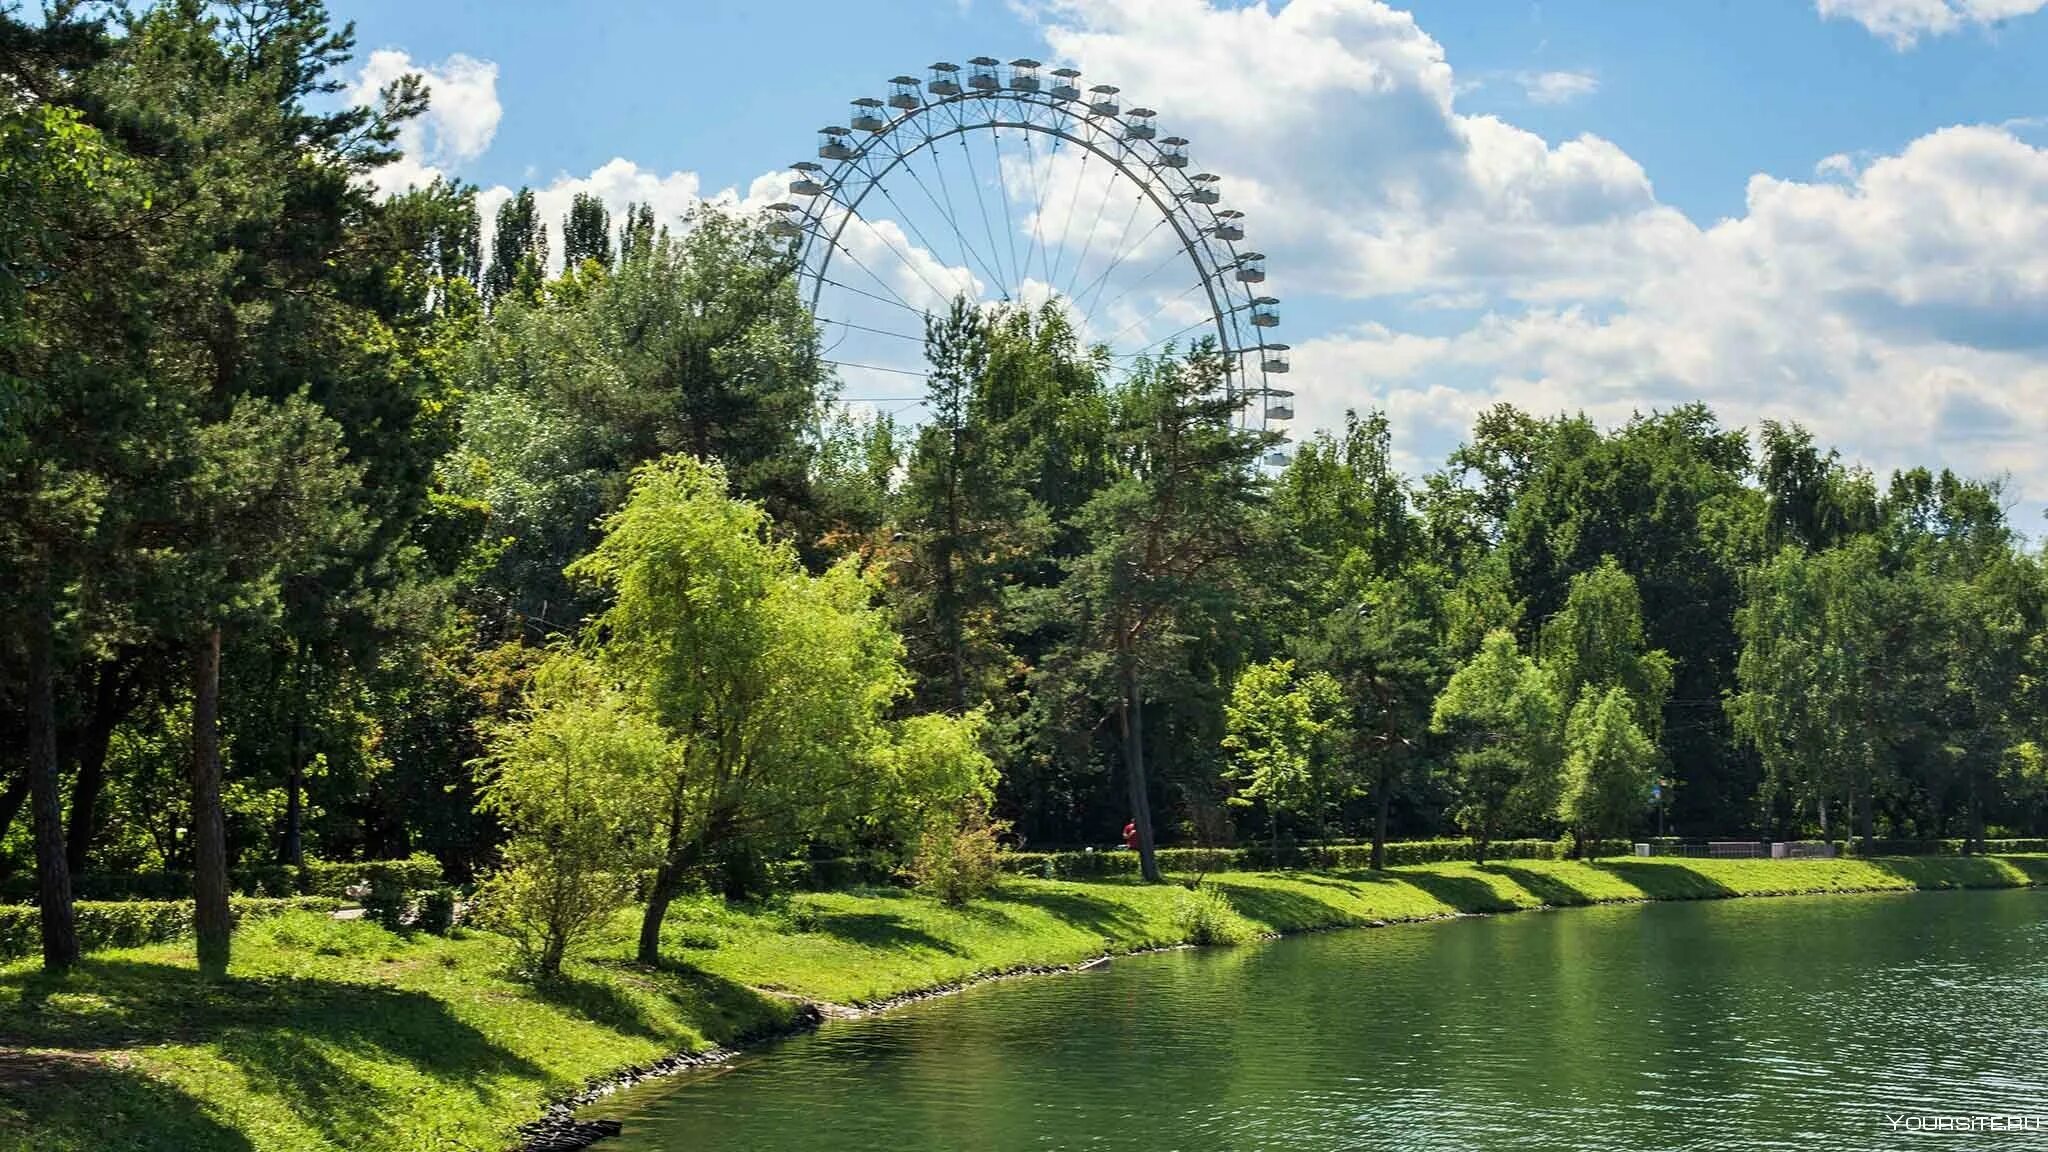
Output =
[{"x1": 604, "y1": 889, "x2": 2048, "y2": 1150}]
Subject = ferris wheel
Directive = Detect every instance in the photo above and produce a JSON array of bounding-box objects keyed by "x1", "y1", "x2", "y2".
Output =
[{"x1": 768, "y1": 56, "x2": 1294, "y2": 458}]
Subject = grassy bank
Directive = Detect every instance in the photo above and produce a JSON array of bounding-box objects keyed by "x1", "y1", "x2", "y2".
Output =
[{"x1": 3, "y1": 854, "x2": 2044, "y2": 1152}]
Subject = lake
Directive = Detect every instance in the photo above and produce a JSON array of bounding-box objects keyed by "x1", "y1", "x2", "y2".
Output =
[{"x1": 602, "y1": 889, "x2": 2048, "y2": 1150}]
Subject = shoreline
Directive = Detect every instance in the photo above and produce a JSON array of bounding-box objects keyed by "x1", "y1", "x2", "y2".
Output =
[{"x1": 521, "y1": 856, "x2": 2048, "y2": 1152}]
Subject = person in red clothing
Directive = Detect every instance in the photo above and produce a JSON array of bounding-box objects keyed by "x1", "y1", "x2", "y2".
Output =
[{"x1": 1122, "y1": 820, "x2": 1139, "y2": 850}]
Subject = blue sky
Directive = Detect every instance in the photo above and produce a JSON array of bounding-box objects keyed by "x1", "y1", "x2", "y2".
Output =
[{"x1": 332, "y1": 0, "x2": 2048, "y2": 517}]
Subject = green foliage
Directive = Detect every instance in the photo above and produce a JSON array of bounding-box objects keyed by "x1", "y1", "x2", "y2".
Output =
[
  {"x1": 1559, "y1": 687, "x2": 1658, "y2": 846},
  {"x1": 1172, "y1": 882, "x2": 1256, "y2": 946},
  {"x1": 0, "y1": 897, "x2": 342, "y2": 963},
  {"x1": 414, "y1": 886, "x2": 458, "y2": 936},
  {"x1": 1433, "y1": 631, "x2": 1564, "y2": 857},
  {"x1": 1224, "y1": 659, "x2": 1350, "y2": 835},
  {"x1": 907, "y1": 800, "x2": 1010, "y2": 906}
]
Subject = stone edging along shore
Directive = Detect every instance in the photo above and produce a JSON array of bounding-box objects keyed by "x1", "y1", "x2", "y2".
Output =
[{"x1": 511, "y1": 859, "x2": 2046, "y2": 1151}]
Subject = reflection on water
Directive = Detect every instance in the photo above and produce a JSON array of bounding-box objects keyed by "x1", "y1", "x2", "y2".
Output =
[{"x1": 604, "y1": 889, "x2": 2048, "y2": 1151}]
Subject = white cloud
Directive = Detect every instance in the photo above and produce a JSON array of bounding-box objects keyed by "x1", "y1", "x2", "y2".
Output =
[
  {"x1": 350, "y1": 50, "x2": 502, "y2": 194},
  {"x1": 1023, "y1": 0, "x2": 2048, "y2": 513},
  {"x1": 1520, "y1": 70, "x2": 1599, "y2": 105},
  {"x1": 1815, "y1": 0, "x2": 2047, "y2": 48}
]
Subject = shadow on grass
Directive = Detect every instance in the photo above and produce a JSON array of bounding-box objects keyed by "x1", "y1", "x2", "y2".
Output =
[
  {"x1": 1208, "y1": 882, "x2": 1360, "y2": 933},
  {"x1": 0, "y1": 1049, "x2": 254, "y2": 1152},
  {"x1": 808, "y1": 912, "x2": 964, "y2": 956},
  {"x1": 1591, "y1": 861, "x2": 1736, "y2": 899},
  {"x1": 1481, "y1": 864, "x2": 1597, "y2": 907},
  {"x1": 1397, "y1": 869, "x2": 1520, "y2": 914},
  {"x1": 640, "y1": 960, "x2": 798, "y2": 1046},
  {"x1": 999, "y1": 886, "x2": 1153, "y2": 939},
  {"x1": 524, "y1": 972, "x2": 673, "y2": 1044},
  {"x1": 0, "y1": 958, "x2": 544, "y2": 1150},
  {"x1": 1866, "y1": 855, "x2": 2035, "y2": 890}
]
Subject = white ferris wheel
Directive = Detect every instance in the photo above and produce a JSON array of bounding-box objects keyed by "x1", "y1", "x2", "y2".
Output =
[{"x1": 768, "y1": 56, "x2": 1295, "y2": 460}]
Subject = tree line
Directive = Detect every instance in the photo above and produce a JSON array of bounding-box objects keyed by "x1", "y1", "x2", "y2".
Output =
[{"x1": 5, "y1": 3, "x2": 2045, "y2": 975}]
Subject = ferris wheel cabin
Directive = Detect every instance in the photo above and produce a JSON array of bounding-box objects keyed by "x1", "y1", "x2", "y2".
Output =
[
  {"x1": 1186, "y1": 172, "x2": 1220, "y2": 204},
  {"x1": 1211, "y1": 210, "x2": 1245, "y2": 242},
  {"x1": 1125, "y1": 108, "x2": 1158, "y2": 140},
  {"x1": 968, "y1": 56, "x2": 1001, "y2": 91},
  {"x1": 1049, "y1": 68, "x2": 1082, "y2": 101},
  {"x1": 888, "y1": 76, "x2": 921, "y2": 110},
  {"x1": 927, "y1": 62, "x2": 962, "y2": 96},
  {"x1": 817, "y1": 126, "x2": 853, "y2": 160},
  {"x1": 849, "y1": 97, "x2": 886, "y2": 133},
  {"x1": 1088, "y1": 84, "x2": 1121, "y2": 117},
  {"x1": 1250, "y1": 297, "x2": 1280, "y2": 327},
  {"x1": 1259, "y1": 344, "x2": 1290, "y2": 374},
  {"x1": 1236, "y1": 252, "x2": 1266, "y2": 283},
  {"x1": 1156, "y1": 136, "x2": 1189, "y2": 168},
  {"x1": 789, "y1": 161, "x2": 825, "y2": 197},
  {"x1": 1009, "y1": 59, "x2": 1042, "y2": 91}
]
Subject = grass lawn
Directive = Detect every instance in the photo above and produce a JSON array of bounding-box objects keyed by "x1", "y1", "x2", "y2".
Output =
[{"x1": 2, "y1": 853, "x2": 2043, "y2": 1152}]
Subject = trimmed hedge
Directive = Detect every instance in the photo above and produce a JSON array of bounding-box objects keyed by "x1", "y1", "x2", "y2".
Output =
[
  {"x1": 0, "y1": 896, "x2": 345, "y2": 962},
  {"x1": 0, "y1": 854, "x2": 444, "y2": 904},
  {"x1": 998, "y1": 837, "x2": 1637, "y2": 879}
]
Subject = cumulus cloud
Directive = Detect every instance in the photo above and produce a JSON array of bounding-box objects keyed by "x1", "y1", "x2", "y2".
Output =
[
  {"x1": 1815, "y1": 0, "x2": 2047, "y2": 48},
  {"x1": 1519, "y1": 70, "x2": 1600, "y2": 105},
  {"x1": 350, "y1": 50, "x2": 502, "y2": 194},
  {"x1": 1022, "y1": 0, "x2": 2048, "y2": 512}
]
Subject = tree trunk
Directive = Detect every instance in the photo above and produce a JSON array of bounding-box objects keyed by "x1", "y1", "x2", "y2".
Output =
[
  {"x1": 63, "y1": 665, "x2": 122, "y2": 877},
  {"x1": 1117, "y1": 647, "x2": 1159, "y2": 883},
  {"x1": 637, "y1": 863, "x2": 680, "y2": 967},
  {"x1": 1370, "y1": 758, "x2": 1390, "y2": 871},
  {"x1": 283, "y1": 699, "x2": 305, "y2": 869},
  {"x1": 637, "y1": 834, "x2": 707, "y2": 966},
  {"x1": 191, "y1": 626, "x2": 231, "y2": 979},
  {"x1": 26, "y1": 589, "x2": 78, "y2": 972}
]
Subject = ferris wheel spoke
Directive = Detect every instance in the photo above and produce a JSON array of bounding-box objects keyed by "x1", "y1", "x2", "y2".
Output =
[
  {"x1": 989, "y1": 127, "x2": 1025, "y2": 302},
  {"x1": 819, "y1": 177, "x2": 960, "y2": 314},
  {"x1": 847, "y1": 150, "x2": 975, "y2": 304},
  {"x1": 1071, "y1": 194, "x2": 1160, "y2": 323},
  {"x1": 1086, "y1": 238, "x2": 1203, "y2": 331},
  {"x1": 811, "y1": 218, "x2": 927, "y2": 320},
  {"x1": 902, "y1": 130, "x2": 1007, "y2": 302},
  {"x1": 1044, "y1": 144, "x2": 1092, "y2": 293},
  {"x1": 1058, "y1": 161, "x2": 1123, "y2": 305},
  {"x1": 954, "y1": 132, "x2": 1011, "y2": 300},
  {"x1": 1097, "y1": 278, "x2": 1210, "y2": 350},
  {"x1": 885, "y1": 132, "x2": 1004, "y2": 301}
]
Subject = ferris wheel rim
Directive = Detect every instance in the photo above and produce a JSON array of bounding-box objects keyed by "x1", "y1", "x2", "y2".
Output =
[{"x1": 782, "y1": 66, "x2": 1289, "y2": 430}]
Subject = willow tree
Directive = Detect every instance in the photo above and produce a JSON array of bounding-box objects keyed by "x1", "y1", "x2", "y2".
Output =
[{"x1": 564, "y1": 456, "x2": 987, "y2": 964}]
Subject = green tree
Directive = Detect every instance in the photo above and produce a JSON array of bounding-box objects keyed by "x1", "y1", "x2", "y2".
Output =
[
  {"x1": 561, "y1": 191, "x2": 612, "y2": 270},
  {"x1": 1559, "y1": 685, "x2": 1656, "y2": 850},
  {"x1": 1431, "y1": 630, "x2": 1563, "y2": 863},
  {"x1": 484, "y1": 187, "x2": 548, "y2": 305},
  {"x1": 476, "y1": 656, "x2": 655, "y2": 978},
  {"x1": 561, "y1": 456, "x2": 986, "y2": 962},
  {"x1": 1223, "y1": 659, "x2": 1347, "y2": 849},
  {"x1": 1063, "y1": 347, "x2": 1273, "y2": 881}
]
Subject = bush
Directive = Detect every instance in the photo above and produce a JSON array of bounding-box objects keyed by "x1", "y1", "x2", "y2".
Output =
[
  {"x1": 361, "y1": 876, "x2": 411, "y2": 931},
  {"x1": 0, "y1": 897, "x2": 344, "y2": 963},
  {"x1": 908, "y1": 802, "x2": 1009, "y2": 906},
  {"x1": 469, "y1": 842, "x2": 635, "y2": 979},
  {"x1": 0, "y1": 854, "x2": 446, "y2": 904},
  {"x1": 1173, "y1": 882, "x2": 1255, "y2": 946},
  {"x1": 415, "y1": 887, "x2": 458, "y2": 935}
]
